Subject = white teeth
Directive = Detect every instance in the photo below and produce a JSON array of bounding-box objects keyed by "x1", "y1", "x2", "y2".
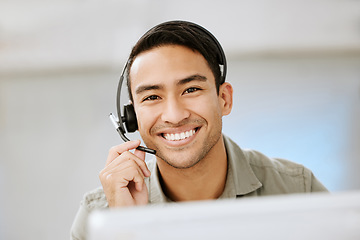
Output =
[
  {"x1": 175, "y1": 133, "x2": 180, "y2": 140},
  {"x1": 180, "y1": 132, "x2": 185, "y2": 139},
  {"x1": 185, "y1": 131, "x2": 190, "y2": 138},
  {"x1": 164, "y1": 129, "x2": 196, "y2": 141}
]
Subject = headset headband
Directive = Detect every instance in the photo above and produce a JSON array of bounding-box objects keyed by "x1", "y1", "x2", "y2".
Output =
[{"x1": 141, "y1": 20, "x2": 227, "y2": 83}]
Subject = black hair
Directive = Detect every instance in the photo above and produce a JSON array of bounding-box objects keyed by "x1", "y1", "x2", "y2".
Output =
[{"x1": 126, "y1": 20, "x2": 226, "y2": 101}]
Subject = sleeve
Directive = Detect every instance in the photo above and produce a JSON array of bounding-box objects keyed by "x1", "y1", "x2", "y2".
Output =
[
  {"x1": 70, "y1": 188, "x2": 108, "y2": 240},
  {"x1": 303, "y1": 167, "x2": 329, "y2": 193},
  {"x1": 310, "y1": 172, "x2": 329, "y2": 192},
  {"x1": 70, "y1": 201, "x2": 90, "y2": 240}
]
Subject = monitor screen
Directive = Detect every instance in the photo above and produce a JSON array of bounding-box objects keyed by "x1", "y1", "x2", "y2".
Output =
[{"x1": 88, "y1": 190, "x2": 360, "y2": 240}]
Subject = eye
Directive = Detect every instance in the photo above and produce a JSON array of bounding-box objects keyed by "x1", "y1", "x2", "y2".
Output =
[
  {"x1": 142, "y1": 95, "x2": 160, "y2": 102},
  {"x1": 184, "y1": 87, "x2": 201, "y2": 94}
]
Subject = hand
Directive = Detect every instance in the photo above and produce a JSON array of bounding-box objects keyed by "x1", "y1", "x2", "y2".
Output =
[{"x1": 99, "y1": 140, "x2": 151, "y2": 207}]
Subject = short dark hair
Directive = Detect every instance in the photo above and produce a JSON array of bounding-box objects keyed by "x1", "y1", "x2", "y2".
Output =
[{"x1": 126, "y1": 20, "x2": 226, "y2": 102}]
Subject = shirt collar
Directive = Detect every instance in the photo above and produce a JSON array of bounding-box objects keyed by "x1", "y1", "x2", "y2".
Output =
[
  {"x1": 147, "y1": 159, "x2": 169, "y2": 204},
  {"x1": 147, "y1": 135, "x2": 262, "y2": 203},
  {"x1": 222, "y1": 135, "x2": 262, "y2": 197}
]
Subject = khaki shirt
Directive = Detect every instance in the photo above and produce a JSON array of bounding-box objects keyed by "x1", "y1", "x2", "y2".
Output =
[{"x1": 70, "y1": 135, "x2": 327, "y2": 240}]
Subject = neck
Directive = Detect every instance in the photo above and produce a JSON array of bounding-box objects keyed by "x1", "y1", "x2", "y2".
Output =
[{"x1": 157, "y1": 135, "x2": 228, "y2": 202}]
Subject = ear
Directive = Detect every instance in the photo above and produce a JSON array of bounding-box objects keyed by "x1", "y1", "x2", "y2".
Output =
[{"x1": 218, "y1": 82, "x2": 233, "y2": 116}]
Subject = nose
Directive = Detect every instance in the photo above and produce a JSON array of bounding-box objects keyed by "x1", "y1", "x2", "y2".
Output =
[{"x1": 160, "y1": 97, "x2": 190, "y2": 124}]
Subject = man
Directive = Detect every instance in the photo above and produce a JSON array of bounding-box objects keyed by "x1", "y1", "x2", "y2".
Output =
[{"x1": 71, "y1": 20, "x2": 327, "y2": 239}]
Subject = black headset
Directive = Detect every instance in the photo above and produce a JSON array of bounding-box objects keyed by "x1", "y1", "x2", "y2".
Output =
[{"x1": 109, "y1": 20, "x2": 227, "y2": 155}]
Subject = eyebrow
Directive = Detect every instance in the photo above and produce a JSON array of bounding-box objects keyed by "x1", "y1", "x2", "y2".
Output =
[
  {"x1": 135, "y1": 74, "x2": 208, "y2": 95},
  {"x1": 177, "y1": 74, "x2": 207, "y2": 85}
]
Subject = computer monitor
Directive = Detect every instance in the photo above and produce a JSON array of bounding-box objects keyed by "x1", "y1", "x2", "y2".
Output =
[{"x1": 88, "y1": 190, "x2": 360, "y2": 240}]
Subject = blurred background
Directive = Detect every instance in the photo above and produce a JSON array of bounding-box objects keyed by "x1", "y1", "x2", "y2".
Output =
[{"x1": 1, "y1": 0, "x2": 360, "y2": 239}]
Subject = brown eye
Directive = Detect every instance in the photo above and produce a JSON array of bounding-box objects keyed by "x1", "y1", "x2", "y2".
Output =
[
  {"x1": 184, "y1": 87, "x2": 201, "y2": 94},
  {"x1": 143, "y1": 95, "x2": 160, "y2": 102}
]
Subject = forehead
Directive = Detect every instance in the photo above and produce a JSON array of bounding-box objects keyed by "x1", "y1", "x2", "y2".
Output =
[{"x1": 128, "y1": 45, "x2": 214, "y2": 89}]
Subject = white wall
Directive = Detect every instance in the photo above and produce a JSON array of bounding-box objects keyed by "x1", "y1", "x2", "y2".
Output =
[{"x1": 1, "y1": 1, "x2": 360, "y2": 240}]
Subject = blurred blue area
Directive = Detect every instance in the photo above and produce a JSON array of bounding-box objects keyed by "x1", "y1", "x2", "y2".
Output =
[{"x1": 223, "y1": 58, "x2": 360, "y2": 192}]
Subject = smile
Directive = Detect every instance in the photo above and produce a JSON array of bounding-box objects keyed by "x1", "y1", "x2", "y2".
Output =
[{"x1": 162, "y1": 129, "x2": 197, "y2": 141}]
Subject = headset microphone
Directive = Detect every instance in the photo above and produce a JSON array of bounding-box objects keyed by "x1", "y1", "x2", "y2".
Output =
[
  {"x1": 109, "y1": 113, "x2": 156, "y2": 154},
  {"x1": 109, "y1": 62, "x2": 156, "y2": 155}
]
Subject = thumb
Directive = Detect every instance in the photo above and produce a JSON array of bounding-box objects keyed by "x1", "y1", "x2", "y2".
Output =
[
  {"x1": 134, "y1": 145, "x2": 146, "y2": 162},
  {"x1": 134, "y1": 144, "x2": 150, "y2": 177}
]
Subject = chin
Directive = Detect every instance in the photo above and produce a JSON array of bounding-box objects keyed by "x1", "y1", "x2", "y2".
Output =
[{"x1": 155, "y1": 147, "x2": 206, "y2": 169}]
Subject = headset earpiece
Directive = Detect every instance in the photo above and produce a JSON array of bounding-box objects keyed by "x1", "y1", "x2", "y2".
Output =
[{"x1": 123, "y1": 103, "x2": 138, "y2": 132}]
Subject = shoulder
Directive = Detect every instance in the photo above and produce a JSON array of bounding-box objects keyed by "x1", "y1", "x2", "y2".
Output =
[
  {"x1": 242, "y1": 149, "x2": 326, "y2": 193},
  {"x1": 243, "y1": 149, "x2": 306, "y2": 176},
  {"x1": 224, "y1": 135, "x2": 307, "y2": 178},
  {"x1": 223, "y1": 135, "x2": 327, "y2": 193},
  {"x1": 224, "y1": 135, "x2": 305, "y2": 176}
]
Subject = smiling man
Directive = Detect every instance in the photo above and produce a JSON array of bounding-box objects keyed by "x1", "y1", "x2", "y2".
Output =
[
  {"x1": 130, "y1": 44, "x2": 232, "y2": 202},
  {"x1": 71, "y1": 21, "x2": 327, "y2": 240}
]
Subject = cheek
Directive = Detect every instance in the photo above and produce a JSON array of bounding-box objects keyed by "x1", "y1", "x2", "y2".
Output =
[
  {"x1": 135, "y1": 107, "x2": 159, "y2": 132},
  {"x1": 186, "y1": 96, "x2": 222, "y2": 120}
]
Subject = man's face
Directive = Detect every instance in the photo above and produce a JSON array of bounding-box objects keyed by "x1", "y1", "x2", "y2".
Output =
[{"x1": 129, "y1": 45, "x2": 231, "y2": 169}]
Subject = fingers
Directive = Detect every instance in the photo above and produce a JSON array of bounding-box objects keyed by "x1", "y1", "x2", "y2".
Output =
[
  {"x1": 101, "y1": 150, "x2": 151, "y2": 187},
  {"x1": 100, "y1": 140, "x2": 151, "y2": 207},
  {"x1": 99, "y1": 154, "x2": 148, "y2": 207},
  {"x1": 134, "y1": 147, "x2": 145, "y2": 162},
  {"x1": 106, "y1": 140, "x2": 141, "y2": 166},
  {"x1": 134, "y1": 148, "x2": 146, "y2": 174},
  {"x1": 107, "y1": 150, "x2": 150, "y2": 178},
  {"x1": 101, "y1": 159, "x2": 146, "y2": 191}
]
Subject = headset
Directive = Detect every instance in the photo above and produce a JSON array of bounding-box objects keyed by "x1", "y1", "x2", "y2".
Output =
[{"x1": 109, "y1": 20, "x2": 227, "y2": 155}]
